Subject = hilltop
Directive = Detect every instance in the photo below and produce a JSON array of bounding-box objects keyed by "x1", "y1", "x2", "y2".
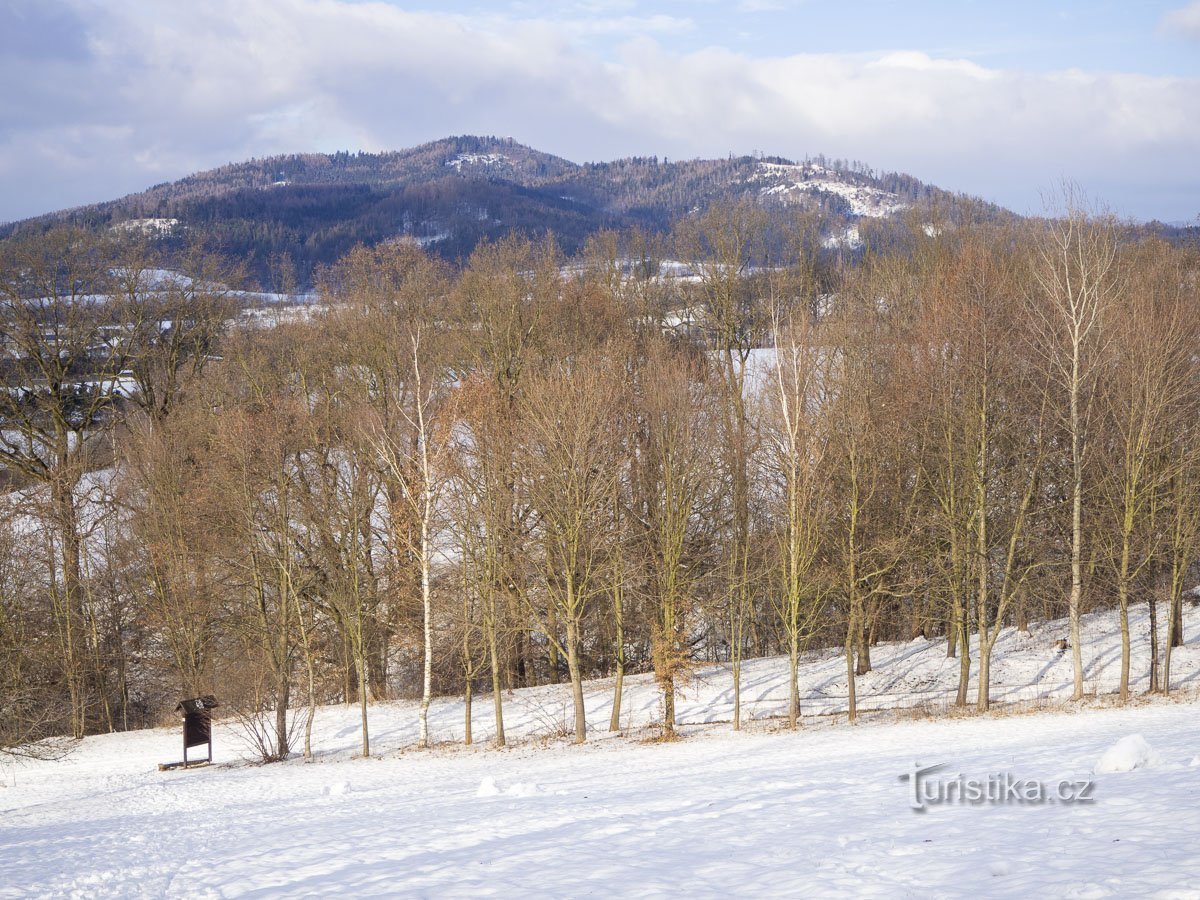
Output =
[{"x1": 0, "y1": 135, "x2": 998, "y2": 285}]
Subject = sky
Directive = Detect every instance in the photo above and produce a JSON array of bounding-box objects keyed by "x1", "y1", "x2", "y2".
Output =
[{"x1": 1, "y1": 0, "x2": 1198, "y2": 224}]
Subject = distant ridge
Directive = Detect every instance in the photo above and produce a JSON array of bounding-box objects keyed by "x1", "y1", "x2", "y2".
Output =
[{"x1": 0, "y1": 135, "x2": 1002, "y2": 285}]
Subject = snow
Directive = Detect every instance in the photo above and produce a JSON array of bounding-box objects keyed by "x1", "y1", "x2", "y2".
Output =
[
  {"x1": 6, "y1": 698, "x2": 1200, "y2": 895},
  {"x1": 4, "y1": 603, "x2": 1200, "y2": 896},
  {"x1": 108, "y1": 267, "x2": 195, "y2": 289},
  {"x1": 1094, "y1": 734, "x2": 1161, "y2": 774},
  {"x1": 445, "y1": 152, "x2": 510, "y2": 171},
  {"x1": 79, "y1": 373, "x2": 139, "y2": 399},
  {"x1": 413, "y1": 230, "x2": 451, "y2": 247},
  {"x1": 110, "y1": 218, "x2": 179, "y2": 235},
  {"x1": 476, "y1": 776, "x2": 543, "y2": 798},
  {"x1": 751, "y1": 162, "x2": 907, "y2": 218},
  {"x1": 822, "y1": 225, "x2": 863, "y2": 250}
]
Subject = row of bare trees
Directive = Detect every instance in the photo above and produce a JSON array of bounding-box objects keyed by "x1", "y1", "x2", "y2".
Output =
[{"x1": 1, "y1": 202, "x2": 1198, "y2": 757}]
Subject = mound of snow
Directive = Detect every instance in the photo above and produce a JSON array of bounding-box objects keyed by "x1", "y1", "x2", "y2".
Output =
[
  {"x1": 1094, "y1": 734, "x2": 1160, "y2": 774},
  {"x1": 476, "y1": 776, "x2": 542, "y2": 798}
]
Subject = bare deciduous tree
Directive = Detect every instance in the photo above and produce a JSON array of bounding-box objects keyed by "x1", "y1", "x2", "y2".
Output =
[
  {"x1": 519, "y1": 358, "x2": 627, "y2": 743},
  {"x1": 1029, "y1": 193, "x2": 1121, "y2": 700},
  {"x1": 765, "y1": 314, "x2": 829, "y2": 728}
]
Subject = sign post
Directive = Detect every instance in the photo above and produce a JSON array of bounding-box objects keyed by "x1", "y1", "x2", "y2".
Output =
[{"x1": 160, "y1": 695, "x2": 219, "y2": 771}]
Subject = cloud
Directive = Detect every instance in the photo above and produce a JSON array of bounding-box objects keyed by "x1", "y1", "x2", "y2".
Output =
[
  {"x1": 574, "y1": 0, "x2": 639, "y2": 13},
  {"x1": 1, "y1": 0, "x2": 1197, "y2": 222},
  {"x1": 0, "y1": 1, "x2": 91, "y2": 61},
  {"x1": 1162, "y1": 1, "x2": 1200, "y2": 39},
  {"x1": 556, "y1": 13, "x2": 695, "y2": 37},
  {"x1": 737, "y1": 0, "x2": 791, "y2": 12}
]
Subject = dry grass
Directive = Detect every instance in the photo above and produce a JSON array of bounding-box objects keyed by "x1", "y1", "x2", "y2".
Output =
[{"x1": 639, "y1": 726, "x2": 684, "y2": 744}]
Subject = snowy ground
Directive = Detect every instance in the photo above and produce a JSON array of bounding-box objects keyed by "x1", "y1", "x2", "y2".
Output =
[{"x1": 4, "y1": 606, "x2": 1200, "y2": 897}]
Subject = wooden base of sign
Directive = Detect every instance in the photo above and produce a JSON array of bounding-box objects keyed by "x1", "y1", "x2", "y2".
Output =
[{"x1": 158, "y1": 760, "x2": 212, "y2": 772}]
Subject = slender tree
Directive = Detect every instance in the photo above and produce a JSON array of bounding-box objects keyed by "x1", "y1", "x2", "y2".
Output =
[
  {"x1": 519, "y1": 359, "x2": 627, "y2": 743},
  {"x1": 765, "y1": 314, "x2": 829, "y2": 728},
  {"x1": 1029, "y1": 195, "x2": 1121, "y2": 700}
]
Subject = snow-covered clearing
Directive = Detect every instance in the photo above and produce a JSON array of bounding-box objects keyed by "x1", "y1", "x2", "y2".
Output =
[
  {"x1": 752, "y1": 162, "x2": 908, "y2": 218},
  {"x1": 4, "y1": 605, "x2": 1200, "y2": 897},
  {"x1": 445, "y1": 153, "x2": 510, "y2": 171}
]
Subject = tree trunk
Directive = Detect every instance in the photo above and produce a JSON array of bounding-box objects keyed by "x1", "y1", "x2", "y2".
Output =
[
  {"x1": 358, "y1": 647, "x2": 371, "y2": 758},
  {"x1": 1117, "y1": 524, "x2": 1133, "y2": 703},
  {"x1": 274, "y1": 671, "x2": 290, "y2": 761},
  {"x1": 547, "y1": 605, "x2": 560, "y2": 685},
  {"x1": 610, "y1": 663, "x2": 624, "y2": 733},
  {"x1": 845, "y1": 598, "x2": 858, "y2": 722},
  {"x1": 731, "y1": 652, "x2": 742, "y2": 731},
  {"x1": 787, "y1": 638, "x2": 800, "y2": 730},
  {"x1": 1069, "y1": 352, "x2": 1086, "y2": 700},
  {"x1": 1116, "y1": 592, "x2": 1130, "y2": 703},
  {"x1": 610, "y1": 572, "x2": 625, "y2": 733},
  {"x1": 343, "y1": 633, "x2": 355, "y2": 705},
  {"x1": 663, "y1": 671, "x2": 676, "y2": 733},
  {"x1": 488, "y1": 617, "x2": 506, "y2": 746},
  {"x1": 955, "y1": 604, "x2": 971, "y2": 707},
  {"x1": 1016, "y1": 597, "x2": 1029, "y2": 635},
  {"x1": 977, "y1": 638, "x2": 992, "y2": 712},
  {"x1": 1148, "y1": 588, "x2": 1160, "y2": 694},
  {"x1": 297, "y1": 604, "x2": 317, "y2": 760},
  {"x1": 52, "y1": 479, "x2": 86, "y2": 738},
  {"x1": 566, "y1": 619, "x2": 586, "y2": 744},
  {"x1": 464, "y1": 679, "x2": 473, "y2": 746},
  {"x1": 730, "y1": 581, "x2": 745, "y2": 731},
  {"x1": 417, "y1": 523, "x2": 433, "y2": 749},
  {"x1": 855, "y1": 614, "x2": 871, "y2": 675},
  {"x1": 1164, "y1": 586, "x2": 1178, "y2": 695}
]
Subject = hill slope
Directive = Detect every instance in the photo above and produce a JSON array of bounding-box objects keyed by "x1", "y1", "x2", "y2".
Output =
[
  {"x1": 0, "y1": 136, "x2": 995, "y2": 285},
  {"x1": 3, "y1": 604, "x2": 1200, "y2": 896}
]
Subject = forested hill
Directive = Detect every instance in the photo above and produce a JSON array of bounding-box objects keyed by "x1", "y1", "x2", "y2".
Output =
[{"x1": 1, "y1": 135, "x2": 997, "y2": 286}]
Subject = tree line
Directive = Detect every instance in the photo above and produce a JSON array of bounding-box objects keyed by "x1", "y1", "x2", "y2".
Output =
[{"x1": 1, "y1": 195, "x2": 1198, "y2": 759}]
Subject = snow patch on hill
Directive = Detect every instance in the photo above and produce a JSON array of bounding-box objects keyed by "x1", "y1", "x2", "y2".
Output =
[
  {"x1": 445, "y1": 152, "x2": 511, "y2": 171},
  {"x1": 823, "y1": 225, "x2": 863, "y2": 249},
  {"x1": 752, "y1": 162, "x2": 907, "y2": 218},
  {"x1": 110, "y1": 217, "x2": 179, "y2": 236}
]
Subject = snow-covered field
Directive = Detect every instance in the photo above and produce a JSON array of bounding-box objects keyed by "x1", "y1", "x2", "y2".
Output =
[{"x1": 4, "y1": 606, "x2": 1200, "y2": 897}]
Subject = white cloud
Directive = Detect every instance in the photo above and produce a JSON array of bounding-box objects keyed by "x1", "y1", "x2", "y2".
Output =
[
  {"x1": 0, "y1": 0, "x2": 1197, "y2": 222},
  {"x1": 556, "y1": 13, "x2": 695, "y2": 36},
  {"x1": 574, "y1": 0, "x2": 640, "y2": 13},
  {"x1": 1162, "y1": 1, "x2": 1200, "y2": 39},
  {"x1": 737, "y1": 0, "x2": 791, "y2": 12}
]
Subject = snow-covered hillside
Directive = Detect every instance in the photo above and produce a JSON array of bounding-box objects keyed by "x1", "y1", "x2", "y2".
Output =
[
  {"x1": 751, "y1": 162, "x2": 908, "y2": 217},
  {"x1": 445, "y1": 152, "x2": 511, "y2": 171},
  {"x1": 4, "y1": 604, "x2": 1200, "y2": 895}
]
